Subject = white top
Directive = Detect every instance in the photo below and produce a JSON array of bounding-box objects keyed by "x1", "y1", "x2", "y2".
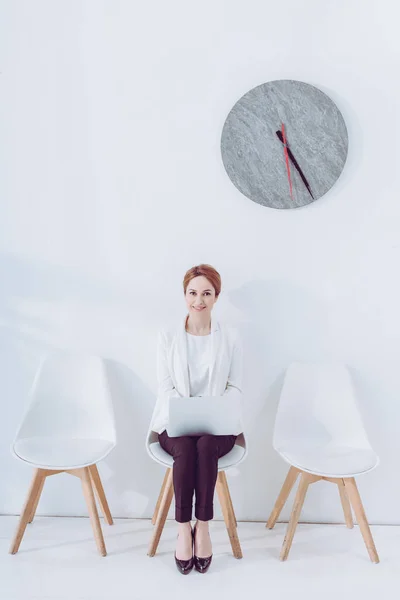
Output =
[
  {"x1": 150, "y1": 319, "x2": 243, "y2": 434},
  {"x1": 186, "y1": 332, "x2": 211, "y2": 397}
]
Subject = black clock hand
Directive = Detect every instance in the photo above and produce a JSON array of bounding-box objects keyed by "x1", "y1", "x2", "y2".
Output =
[{"x1": 276, "y1": 130, "x2": 314, "y2": 200}]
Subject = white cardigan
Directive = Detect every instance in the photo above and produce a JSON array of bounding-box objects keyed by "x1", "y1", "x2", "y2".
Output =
[{"x1": 150, "y1": 317, "x2": 243, "y2": 434}]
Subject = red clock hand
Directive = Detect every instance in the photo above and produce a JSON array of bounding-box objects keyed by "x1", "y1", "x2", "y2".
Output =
[{"x1": 281, "y1": 123, "x2": 293, "y2": 200}]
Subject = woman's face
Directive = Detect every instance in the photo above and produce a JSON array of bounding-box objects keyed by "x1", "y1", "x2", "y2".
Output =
[{"x1": 185, "y1": 276, "x2": 218, "y2": 318}]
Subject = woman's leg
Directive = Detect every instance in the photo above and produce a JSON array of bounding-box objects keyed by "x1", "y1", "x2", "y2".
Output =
[
  {"x1": 158, "y1": 431, "x2": 197, "y2": 561},
  {"x1": 194, "y1": 434, "x2": 236, "y2": 557},
  {"x1": 195, "y1": 434, "x2": 237, "y2": 521}
]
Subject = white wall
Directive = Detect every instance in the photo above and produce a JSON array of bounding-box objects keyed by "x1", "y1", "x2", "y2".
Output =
[{"x1": 1, "y1": 0, "x2": 399, "y2": 523}]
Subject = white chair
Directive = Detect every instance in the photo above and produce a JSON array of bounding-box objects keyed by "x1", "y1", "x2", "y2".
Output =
[
  {"x1": 9, "y1": 352, "x2": 116, "y2": 556},
  {"x1": 266, "y1": 362, "x2": 379, "y2": 563},
  {"x1": 146, "y1": 428, "x2": 247, "y2": 559}
]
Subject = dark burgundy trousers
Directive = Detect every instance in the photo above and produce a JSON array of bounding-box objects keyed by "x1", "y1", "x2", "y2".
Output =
[{"x1": 158, "y1": 430, "x2": 236, "y2": 523}]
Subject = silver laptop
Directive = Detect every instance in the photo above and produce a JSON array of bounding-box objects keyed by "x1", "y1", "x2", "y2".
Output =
[{"x1": 167, "y1": 396, "x2": 241, "y2": 437}]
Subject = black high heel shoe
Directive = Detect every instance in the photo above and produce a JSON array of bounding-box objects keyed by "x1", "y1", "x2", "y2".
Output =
[
  {"x1": 193, "y1": 525, "x2": 213, "y2": 574},
  {"x1": 174, "y1": 528, "x2": 194, "y2": 575}
]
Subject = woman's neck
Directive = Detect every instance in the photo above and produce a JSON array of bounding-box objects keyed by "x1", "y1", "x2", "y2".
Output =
[{"x1": 186, "y1": 315, "x2": 211, "y2": 336}]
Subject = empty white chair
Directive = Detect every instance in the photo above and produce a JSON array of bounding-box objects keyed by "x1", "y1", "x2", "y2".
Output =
[
  {"x1": 146, "y1": 427, "x2": 247, "y2": 559},
  {"x1": 10, "y1": 351, "x2": 116, "y2": 556},
  {"x1": 266, "y1": 362, "x2": 379, "y2": 562}
]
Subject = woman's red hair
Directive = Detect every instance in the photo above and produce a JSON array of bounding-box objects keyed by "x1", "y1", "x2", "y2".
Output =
[{"x1": 183, "y1": 264, "x2": 222, "y2": 297}]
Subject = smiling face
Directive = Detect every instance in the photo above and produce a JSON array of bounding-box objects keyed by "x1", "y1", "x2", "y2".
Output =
[{"x1": 185, "y1": 275, "x2": 218, "y2": 319}]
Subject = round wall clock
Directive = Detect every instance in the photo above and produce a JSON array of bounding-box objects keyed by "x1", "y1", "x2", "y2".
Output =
[{"x1": 221, "y1": 79, "x2": 348, "y2": 209}]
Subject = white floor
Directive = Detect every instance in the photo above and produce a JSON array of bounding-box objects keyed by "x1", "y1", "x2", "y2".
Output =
[{"x1": 0, "y1": 516, "x2": 398, "y2": 600}]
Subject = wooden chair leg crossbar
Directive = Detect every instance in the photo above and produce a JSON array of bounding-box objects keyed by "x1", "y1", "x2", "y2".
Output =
[
  {"x1": 266, "y1": 466, "x2": 379, "y2": 563},
  {"x1": 148, "y1": 469, "x2": 242, "y2": 559},
  {"x1": 10, "y1": 464, "x2": 113, "y2": 557}
]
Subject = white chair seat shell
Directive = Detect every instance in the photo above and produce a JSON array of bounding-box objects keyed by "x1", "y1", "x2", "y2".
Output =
[
  {"x1": 148, "y1": 439, "x2": 246, "y2": 471},
  {"x1": 272, "y1": 362, "x2": 379, "y2": 478},
  {"x1": 14, "y1": 437, "x2": 115, "y2": 470},
  {"x1": 11, "y1": 352, "x2": 116, "y2": 470},
  {"x1": 277, "y1": 443, "x2": 378, "y2": 478}
]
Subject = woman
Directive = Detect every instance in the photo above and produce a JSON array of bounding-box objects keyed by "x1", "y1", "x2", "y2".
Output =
[{"x1": 150, "y1": 264, "x2": 243, "y2": 574}]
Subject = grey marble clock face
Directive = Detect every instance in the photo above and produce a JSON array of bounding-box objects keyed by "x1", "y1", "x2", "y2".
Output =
[{"x1": 221, "y1": 80, "x2": 348, "y2": 209}]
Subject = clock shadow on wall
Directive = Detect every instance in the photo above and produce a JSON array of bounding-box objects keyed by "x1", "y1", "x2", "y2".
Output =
[{"x1": 221, "y1": 80, "x2": 349, "y2": 210}]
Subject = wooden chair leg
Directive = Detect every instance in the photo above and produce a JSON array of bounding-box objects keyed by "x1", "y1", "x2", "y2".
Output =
[
  {"x1": 152, "y1": 469, "x2": 170, "y2": 526},
  {"x1": 9, "y1": 469, "x2": 46, "y2": 553},
  {"x1": 219, "y1": 471, "x2": 238, "y2": 527},
  {"x1": 88, "y1": 464, "x2": 113, "y2": 525},
  {"x1": 79, "y1": 467, "x2": 107, "y2": 557},
  {"x1": 148, "y1": 469, "x2": 174, "y2": 557},
  {"x1": 28, "y1": 474, "x2": 46, "y2": 524},
  {"x1": 280, "y1": 472, "x2": 312, "y2": 561},
  {"x1": 216, "y1": 471, "x2": 242, "y2": 559},
  {"x1": 337, "y1": 478, "x2": 353, "y2": 528},
  {"x1": 267, "y1": 466, "x2": 299, "y2": 529},
  {"x1": 343, "y1": 477, "x2": 379, "y2": 563}
]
